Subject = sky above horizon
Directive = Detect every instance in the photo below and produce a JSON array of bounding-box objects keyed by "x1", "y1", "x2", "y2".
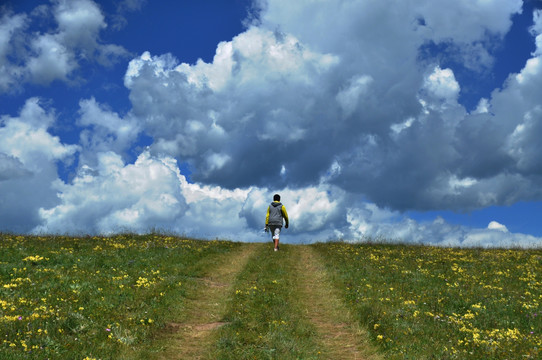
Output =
[{"x1": 2, "y1": 0, "x2": 542, "y2": 247}]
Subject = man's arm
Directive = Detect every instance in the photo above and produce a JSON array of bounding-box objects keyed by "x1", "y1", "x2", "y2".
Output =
[
  {"x1": 282, "y1": 206, "x2": 289, "y2": 228},
  {"x1": 265, "y1": 206, "x2": 270, "y2": 226}
]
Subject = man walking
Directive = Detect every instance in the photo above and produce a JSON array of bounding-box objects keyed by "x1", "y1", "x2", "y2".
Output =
[{"x1": 265, "y1": 194, "x2": 289, "y2": 251}]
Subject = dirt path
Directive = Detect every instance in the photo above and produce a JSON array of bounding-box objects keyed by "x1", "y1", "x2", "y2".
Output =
[
  {"x1": 153, "y1": 243, "x2": 381, "y2": 359},
  {"x1": 291, "y1": 245, "x2": 383, "y2": 360},
  {"x1": 154, "y1": 243, "x2": 260, "y2": 359}
]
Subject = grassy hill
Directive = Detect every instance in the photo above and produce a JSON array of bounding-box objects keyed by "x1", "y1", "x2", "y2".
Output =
[{"x1": 0, "y1": 234, "x2": 540, "y2": 359}]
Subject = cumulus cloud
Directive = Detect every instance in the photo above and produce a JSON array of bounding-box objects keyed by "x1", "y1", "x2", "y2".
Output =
[
  {"x1": 35, "y1": 151, "x2": 187, "y2": 234},
  {"x1": 77, "y1": 97, "x2": 141, "y2": 166},
  {"x1": 26, "y1": 33, "x2": 76, "y2": 84},
  {"x1": 53, "y1": 0, "x2": 128, "y2": 66},
  {"x1": 0, "y1": 153, "x2": 31, "y2": 180},
  {"x1": 35, "y1": 151, "x2": 542, "y2": 247},
  {"x1": 0, "y1": 0, "x2": 128, "y2": 91},
  {"x1": 487, "y1": 221, "x2": 508, "y2": 232},
  {"x1": 0, "y1": 98, "x2": 78, "y2": 170},
  {"x1": 0, "y1": 98, "x2": 78, "y2": 232},
  {"x1": 256, "y1": 0, "x2": 522, "y2": 50},
  {"x1": 422, "y1": 66, "x2": 460, "y2": 105},
  {"x1": 346, "y1": 208, "x2": 540, "y2": 248},
  {"x1": 0, "y1": 11, "x2": 27, "y2": 91},
  {"x1": 55, "y1": 0, "x2": 107, "y2": 51},
  {"x1": 119, "y1": 0, "x2": 536, "y2": 216},
  {"x1": 125, "y1": 27, "x2": 340, "y2": 189},
  {"x1": 36, "y1": 149, "x2": 348, "y2": 242}
]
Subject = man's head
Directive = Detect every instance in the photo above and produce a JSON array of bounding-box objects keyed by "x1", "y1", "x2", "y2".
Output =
[{"x1": 273, "y1": 194, "x2": 281, "y2": 201}]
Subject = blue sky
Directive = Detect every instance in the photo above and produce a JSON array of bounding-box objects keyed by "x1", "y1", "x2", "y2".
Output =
[{"x1": 2, "y1": 0, "x2": 542, "y2": 247}]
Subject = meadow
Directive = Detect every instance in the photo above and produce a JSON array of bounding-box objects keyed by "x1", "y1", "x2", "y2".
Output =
[
  {"x1": 1, "y1": 234, "x2": 541, "y2": 359},
  {"x1": 0, "y1": 234, "x2": 240, "y2": 359},
  {"x1": 313, "y1": 242, "x2": 542, "y2": 359}
]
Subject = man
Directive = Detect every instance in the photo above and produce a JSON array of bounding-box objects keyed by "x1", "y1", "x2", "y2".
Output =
[{"x1": 265, "y1": 194, "x2": 289, "y2": 251}]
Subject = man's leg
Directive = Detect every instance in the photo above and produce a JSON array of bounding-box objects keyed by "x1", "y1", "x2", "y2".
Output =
[
  {"x1": 269, "y1": 226, "x2": 275, "y2": 245},
  {"x1": 272, "y1": 227, "x2": 281, "y2": 251}
]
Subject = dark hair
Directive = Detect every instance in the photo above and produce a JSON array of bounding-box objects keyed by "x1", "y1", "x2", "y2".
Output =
[{"x1": 273, "y1": 194, "x2": 281, "y2": 201}]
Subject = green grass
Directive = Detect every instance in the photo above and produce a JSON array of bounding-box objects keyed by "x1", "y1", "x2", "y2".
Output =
[
  {"x1": 2, "y1": 234, "x2": 542, "y2": 359},
  {"x1": 210, "y1": 244, "x2": 322, "y2": 359},
  {"x1": 0, "y1": 234, "x2": 239, "y2": 359},
  {"x1": 312, "y1": 241, "x2": 542, "y2": 359}
]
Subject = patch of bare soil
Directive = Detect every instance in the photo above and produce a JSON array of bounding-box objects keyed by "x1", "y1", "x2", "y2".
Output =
[
  {"x1": 292, "y1": 245, "x2": 383, "y2": 360},
  {"x1": 154, "y1": 243, "x2": 260, "y2": 359}
]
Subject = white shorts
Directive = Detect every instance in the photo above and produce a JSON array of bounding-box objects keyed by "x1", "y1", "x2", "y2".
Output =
[{"x1": 269, "y1": 225, "x2": 281, "y2": 240}]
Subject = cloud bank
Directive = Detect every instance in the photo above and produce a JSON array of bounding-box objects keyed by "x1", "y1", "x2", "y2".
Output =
[{"x1": 2, "y1": 0, "x2": 542, "y2": 248}]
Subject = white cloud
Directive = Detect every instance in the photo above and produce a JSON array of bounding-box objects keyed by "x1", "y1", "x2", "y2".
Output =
[
  {"x1": 0, "y1": 0, "x2": 128, "y2": 91},
  {"x1": 505, "y1": 106, "x2": 542, "y2": 173},
  {"x1": 78, "y1": 98, "x2": 138, "y2": 139},
  {"x1": 473, "y1": 98, "x2": 490, "y2": 114},
  {"x1": 345, "y1": 207, "x2": 541, "y2": 248},
  {"x1": 0, "y1": 98, "x2": 78, "y2": 170},
  {"x1": 516, "y1": 57, "x2": 541, "y2": 84},
  {"x1": 0, "y1": 98, "x2": 78, "y2": 232},
  {"x1": 124, "y1": 26, "x2": 340, "y2": 188},
  {"x1": 121, "y1": 0, "x2": 527, "y2": 215},
  {"x1": 423, "y1": 66, "x2": 460, "y2": 103},
  {"x1": 54, "y1": 0, "x2": 106, "y2": 48},
  {"x1": 27, "y1": 33, "x2": 76, "y2": 84},
  {"x1": 0, "y1": 12, "x2": 27, "y2": 91},
  {"x1": 36, "y1": 149, "x2": 354, "y2": 242},
  {"x1": 458, "y1": 228, "x2": 539, "y2": 248},
  {"x1": 0, "y1": 153, "x2": 31, "y2": 180},
  {"x1": 77, "y1": 97, "x2": 141, "y2": 166},
  {"x1": 126, "y1": 27, "x2": 339, "y2": 92},
  {"x1": 0, "y1": 12, "x2": 26, "y2": 60},
  {"x1": 117, "y1": 0, "x2": 146, "y2": 12},
  {"x1": 205, "y1": 152, "x2": 231, "y2": 173},
  {"x1": 530, "y1": 9, "x2": 542, "y2": 56},
  {"x1": 487, "y1": 221, "x2": 508, "y2": 232},
  {"x1": 36, "y1": 151, "x2": 187, "y2": 234},
  {"x1": 27, "y1": 143, "x2": 542, "y2": 248},
  {"x1": 52, "y1": 0, "x2": 129, "y2": 67},
  {"x1": 35, "y1": 149, "x2": 256, "y2": 240},
  {"x1": 257, "y1": 0, "x2": 522, "y2": 70},
  {"x1": 413, "y1": 0, "x2": 522, "y2": 43}
]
